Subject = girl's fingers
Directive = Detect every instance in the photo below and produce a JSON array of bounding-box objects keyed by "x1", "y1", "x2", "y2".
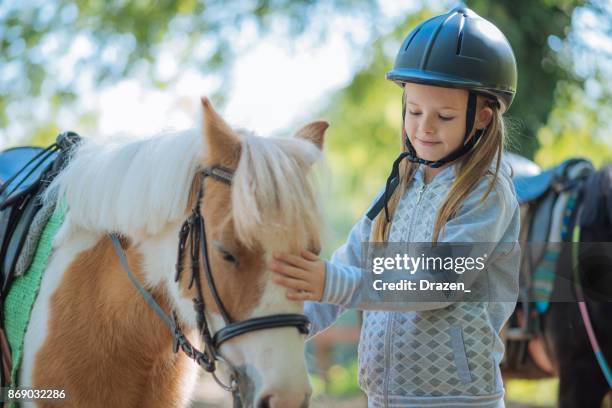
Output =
[
  {"x1": 301, "y1": 250, "x2": 319, "y2": 261},
  {"x1": 274, "y1": 252, "x2": 311, "y2": 270},
  {"x1": 273, "y1": 275, "x2": 310, "y2": 291},
  {"x1": 270, "y1": 261, "x2": 310, "y2": 280},
  {"x1": 286, "y1": 290, "x2": 317, "y2": 301}
]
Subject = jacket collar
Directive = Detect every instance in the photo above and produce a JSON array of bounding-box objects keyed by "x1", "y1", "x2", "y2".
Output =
[
  {"x1": 413, "y1": 162, "x2": 458, "y2": 185},
  {"x1": 413, "y1": 155, "x2": 512, "y2": 186}
]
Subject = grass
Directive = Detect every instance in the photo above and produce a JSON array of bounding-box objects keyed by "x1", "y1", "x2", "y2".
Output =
[{"x1": 505, "y1": 378, "x2": 558, "y2": 407}]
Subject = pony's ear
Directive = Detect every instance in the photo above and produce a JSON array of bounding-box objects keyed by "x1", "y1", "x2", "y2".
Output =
[
  {"x1": 294, "y1": 121, "x2": 329, "y2": 150},
  {"x1": 201, "y1": 97, "x2": 240, "y2": 163}
]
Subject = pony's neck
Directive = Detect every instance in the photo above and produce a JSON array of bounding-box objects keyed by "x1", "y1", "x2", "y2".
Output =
[
  {"x1": 33, "y1": 235, "x2": 198, "y2": 406},
  {"x1": 136, "y1": 218, "x2": 200, "y2": 329}
]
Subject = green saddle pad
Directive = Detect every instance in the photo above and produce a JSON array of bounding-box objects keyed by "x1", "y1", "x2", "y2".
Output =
[{"x1": 3, "y1": 203, "x2": 65, "y2": 393}]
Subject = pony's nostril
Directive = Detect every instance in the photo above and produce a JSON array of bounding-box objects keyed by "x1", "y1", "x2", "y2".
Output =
[
  {"x1": 257, "y1": 393, "x2": 309, "y2": 408},
  {"x1": 257, "y1": 395, "x2": 272, "y2": 408}
]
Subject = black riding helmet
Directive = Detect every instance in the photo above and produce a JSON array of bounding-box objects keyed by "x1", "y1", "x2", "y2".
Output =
[
  {"x1": 388, "y1": 6, "x2": 517, "y2": 112},
  {"x1": 376, "y1": 6, "x2": 518, "y2": 222}
]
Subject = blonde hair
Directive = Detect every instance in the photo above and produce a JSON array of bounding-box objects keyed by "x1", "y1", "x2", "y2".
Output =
[
  {"x1": 232, "y1": 133, "x2": 323, "y2": 252},
  {"x1": 372, "y1": 96, "x2": 504, "y2": 243}
]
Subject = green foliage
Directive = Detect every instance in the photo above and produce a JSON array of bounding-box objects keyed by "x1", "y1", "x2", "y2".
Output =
[
  {"x1": 28, "y1": 123, "x2": 61, "y2": 147},
  {"x1": 467, "y1": 0, "x2": 587, "y2": 158},
  {"x1": 1, "y1": 0, "x2": 379, "y2": 140},
  {"x1": 325, "y1": 360, "x2": 361, "y2": 397},
  {"x1": 505, "y1": 378, "x2": 558, "y2": 407},
  {"x1": 310, "y1": 359, "x2": 361, "y2": 398},
  {"x1": 535, "y1": 80, "x2": 612, "y2": 167}
]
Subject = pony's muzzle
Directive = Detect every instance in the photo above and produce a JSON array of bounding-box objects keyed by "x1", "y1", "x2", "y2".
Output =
[{"x1": 256, "y1": 389, "x2": 311, "y2": 408}]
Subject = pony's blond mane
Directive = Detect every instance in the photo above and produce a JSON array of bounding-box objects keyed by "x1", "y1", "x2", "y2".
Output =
[{"x1": 44, "y1": 129, "x2": 323, "y2": 249}]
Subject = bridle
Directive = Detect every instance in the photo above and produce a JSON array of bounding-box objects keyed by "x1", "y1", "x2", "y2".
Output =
[{"x1": 111, "y1": 165, "x2": 311, "y2": 405}]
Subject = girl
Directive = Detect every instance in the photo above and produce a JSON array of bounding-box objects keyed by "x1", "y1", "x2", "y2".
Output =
[{"x1": 271, "y1": 6, "x2": 520, "y2": 408}]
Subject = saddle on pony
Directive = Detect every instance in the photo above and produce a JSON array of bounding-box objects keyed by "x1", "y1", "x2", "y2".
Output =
[
  {"x1": 514, "y1": 158, "x2": 594, "y2": 242},
  {"x1": 0, "y1": 132, "x2": 81, "y2": 388},
  {"x1": 503, "y1": 154, "x2": 595, "y2": 375}
]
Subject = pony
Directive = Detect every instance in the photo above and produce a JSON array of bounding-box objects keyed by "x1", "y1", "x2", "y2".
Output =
[
  {"x1": 503, "y1": 153, "x2": 612, "y2": 408},
  {"x1": 15, "y1": 98, "x2": 329, "y2": 407}
]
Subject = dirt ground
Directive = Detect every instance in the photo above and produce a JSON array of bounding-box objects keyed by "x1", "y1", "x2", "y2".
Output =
[
  {"x1": 188, "y1": 375, "x2": 367, "y2": 407},
  {"x1": 188, "y1": 375, "x2": 550, "y2": 408}
]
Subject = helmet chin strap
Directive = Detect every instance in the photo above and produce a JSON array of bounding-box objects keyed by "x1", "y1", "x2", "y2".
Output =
[{"x1": 382, "y1": 90, "x2": 483, "y2": 222}]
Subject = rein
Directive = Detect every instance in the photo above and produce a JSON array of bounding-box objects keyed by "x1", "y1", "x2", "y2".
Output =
[
  {"x1": 571, "y1": 225, "x2": 612, "y2": 388},
  {"x1": 111, "y1": 165, "x2": 311, "y2": 404}
]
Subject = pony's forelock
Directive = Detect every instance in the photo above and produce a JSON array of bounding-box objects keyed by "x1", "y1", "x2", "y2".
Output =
[{"x1": 232, "y1": 133, "x2": 323, "y2": 251}]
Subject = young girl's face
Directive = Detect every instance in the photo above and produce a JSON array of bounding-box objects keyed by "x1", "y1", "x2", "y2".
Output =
[{"x1": 403, "y1": 83, "x2": 491, "y2": 162}]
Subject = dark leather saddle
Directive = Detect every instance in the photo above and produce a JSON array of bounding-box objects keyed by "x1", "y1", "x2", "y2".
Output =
[
  {"x1": 0, "y1": 131, "x2": 81, "y2": 387},
  {"x1": 0, "y1": 132, "x2": 81, "y2": 298},
  {"x1": 504, "y1": 157, "x2": 594, "y2": 347},
  {"x1": 0, "y1": 146, "x2": 56, "y2": 291},
  {"x1": 513, "y1": 158, "x2": 593, "y2": 205},
  {"x1": 513, "y1": 158, "x2": 594, "y2": 242}
]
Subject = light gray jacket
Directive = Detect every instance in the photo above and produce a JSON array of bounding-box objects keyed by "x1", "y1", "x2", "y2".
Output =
[{"x1": 306, "y1": 158, "x2": 520, "y2": 407}]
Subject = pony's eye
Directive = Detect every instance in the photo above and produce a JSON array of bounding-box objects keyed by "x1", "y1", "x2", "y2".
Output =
[
  {"x1": 220, "y1": 250, "x2": 237, "y2": 264},
  {"x1": 213, "y1": 241, "x2": 238, "y2": 265}
]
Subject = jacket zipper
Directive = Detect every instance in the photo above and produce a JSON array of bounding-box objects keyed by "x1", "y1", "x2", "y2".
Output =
[
  {"x1": 407, "y1": 182, "x2": 427, "y2": 241},
  {"x1": 383, "y1": 181, "x2": 428, "y2": 406}
]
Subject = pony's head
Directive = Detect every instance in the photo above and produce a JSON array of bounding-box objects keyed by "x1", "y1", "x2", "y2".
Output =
[
  {"x1": 182, "y1": 98, "x2": 327, "y2": 406},
  {"x1": 46, "y1": 98, "x2": 328, "y2": 407}
]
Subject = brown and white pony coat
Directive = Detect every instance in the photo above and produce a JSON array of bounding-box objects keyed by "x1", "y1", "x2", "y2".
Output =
[{"x1": 18, "y1": 99, "x2": 328, "y2": 407}]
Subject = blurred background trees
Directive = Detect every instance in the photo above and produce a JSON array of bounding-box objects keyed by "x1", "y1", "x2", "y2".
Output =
[{"x1": 5, "y1": 0, "x2": 608, "y2": 227}]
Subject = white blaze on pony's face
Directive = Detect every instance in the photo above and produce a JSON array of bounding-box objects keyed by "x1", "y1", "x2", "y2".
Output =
[{"x1": 177, "y1": 98, "x2": 327, "y2": 407}]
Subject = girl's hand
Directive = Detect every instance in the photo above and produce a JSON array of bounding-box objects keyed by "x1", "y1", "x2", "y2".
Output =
[{"x1": 270, "y1": 250, "x2": 326, "y2": 301}]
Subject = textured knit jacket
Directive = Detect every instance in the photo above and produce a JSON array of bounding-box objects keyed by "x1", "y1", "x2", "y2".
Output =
[{"x1": 306, "y1": 158, "x2": 521, "y2": 408}]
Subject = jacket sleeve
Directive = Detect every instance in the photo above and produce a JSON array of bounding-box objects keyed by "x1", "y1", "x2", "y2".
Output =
[
  {"x1": 320, "y1": 175, "x2": 521, "y2": 312},
  {"x1": 304, "y1": 214, "x2": 372, "y2": 339}
]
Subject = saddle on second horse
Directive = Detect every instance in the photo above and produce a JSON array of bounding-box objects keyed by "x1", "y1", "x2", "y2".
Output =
[
  {"x1": 512, "y1": 157, "x2": 593, "y2": 315},
  {"x1": 502, "y1": 155, "x2": 595, "y2": 375},
  {"x1": 514, "y1": 157, "x2": 594, "y2": 243}
]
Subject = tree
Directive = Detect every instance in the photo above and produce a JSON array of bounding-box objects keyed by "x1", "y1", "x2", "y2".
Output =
[
  {"x1": 466, "y1": 0, "x2": 588, "y2": 158},
  {"x1": 0, "y1": 0, "x2": 380, "y2": 144}
]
